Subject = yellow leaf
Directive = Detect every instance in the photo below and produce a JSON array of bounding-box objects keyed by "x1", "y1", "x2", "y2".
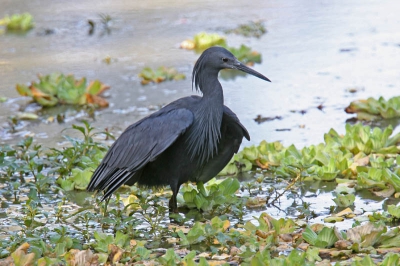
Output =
[{"x1": 11, "y1": 243, "x2": 36, "y2": 266}]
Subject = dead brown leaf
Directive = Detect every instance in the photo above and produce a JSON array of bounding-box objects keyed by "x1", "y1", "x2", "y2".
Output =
[
  {"x1": 372, "y1": 184, "x2": 395, "y2": 198},
  {"x1": 334, "y1": 240, "x2": 352, "y2": 250},
  {"x1": 0, "y1": 256, "x2": 14, "y2": 266},
  {"x1": 376, "y1": 247, "x2": 400, "y2": 254},
  {"x1": 319, "y1": 248, "x2": 352, "y2": 258},
  {"x1": 297, "y1": 242, "x2": 309, "y2": 251},
  {"x1": 279, "y1": 233, "x2": 293, "y2": 242},
  {"x1": 344, "y1": 99, "x2": 368, "y2": 114},
  {"x1": 10, "y1": 243, "x2": 35, "y2": 266},
  {"x1": 255, "y1": 159, "x2": 269, "y2": 169},
  {"x1": 86, "y1": 94, "x2": 109, "y2": 108},
  {"x1": 334, "y1": 207, "x2": 354, "y2": 218},
  {"x1": 108, "y1": 244, "x2": 123, "y2": 264},
  {"x1": 256, "y1": 229, "x2": 269, "y2": 239},
  {"x1": 347, "y1": 222, "x2": 385, "y2": 247},
  {"x1": 65, "y1": 249, "x2": 98, "y2": 266}
]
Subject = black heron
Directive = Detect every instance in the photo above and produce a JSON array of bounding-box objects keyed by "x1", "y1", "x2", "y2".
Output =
[{"x1": 87, "y1": 46, "x2": 270, "y2": 212}]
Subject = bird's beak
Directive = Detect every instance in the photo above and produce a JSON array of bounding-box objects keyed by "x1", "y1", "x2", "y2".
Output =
[{"x1": 234, "y1": 60, "x2": 271, "y2": 82}]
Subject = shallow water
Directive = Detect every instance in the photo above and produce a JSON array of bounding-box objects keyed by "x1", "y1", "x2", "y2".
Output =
[
  {"x1": 1, "y1": 0, "x2": 400, "y2": 241},
  {"x1": 1, "y1": 0, "x2": 399, "y2": 148}
]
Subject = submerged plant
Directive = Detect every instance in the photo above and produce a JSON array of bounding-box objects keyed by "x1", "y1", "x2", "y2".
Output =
[
  {"x1": 16, "y1": 73, "x2": 110, "y2": 107},
  {"x1": 225, "y1": 20, "x2": 267, "y2": 38}
]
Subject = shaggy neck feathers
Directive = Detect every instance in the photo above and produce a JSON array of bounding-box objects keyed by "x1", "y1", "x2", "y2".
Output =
[{"x1": 187, "y1": 59, "x2": 224, "y2": 164}]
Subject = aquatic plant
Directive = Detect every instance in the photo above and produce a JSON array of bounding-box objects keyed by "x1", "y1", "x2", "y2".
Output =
[
  {"x1": 222, "y1": 123, "x2": 400, "y2": 196},
  {"x1": 180, "y1": 32, "x2": 262, "y2": 66},
  {"x1": 16, "y1": 73, "x2": 110, "y2": 107},
  {"x1": 225, "y1": 20, "x2": 267, "y2": 38},
  {"x1": 1, "y1": 122, "x2": 400, "y2": 265},
  {"x1": 180, "y1": 32, "x2": 227, "y2": 50},
  {"x1": 228, "y1": 44, "x2": 262, "y2": 66},
  {"x1": 345, "y1": 95, "x2": 400, "y2": 121},
  {"x1": 0, "y1": 13, "x2": 34, "y2": 32},
  {"x1": 138, "y1": 66, "x2": 186, "y2": 85}
]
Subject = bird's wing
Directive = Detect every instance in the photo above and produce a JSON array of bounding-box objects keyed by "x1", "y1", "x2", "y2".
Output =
[
  {"x1": 87, "y1": 108, "x2": 194, "y2": 197},
  {"x1": 223, "y1": 106, "x2": 250, "y2": 140}
]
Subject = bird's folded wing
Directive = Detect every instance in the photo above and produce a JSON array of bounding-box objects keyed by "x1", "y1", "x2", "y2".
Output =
[
  {"x1": 87, "y1": 108, "x2": 194, "y2": 191},
  {"x1": 223, "y1": 106, "x2": 250, "y2": 140}
]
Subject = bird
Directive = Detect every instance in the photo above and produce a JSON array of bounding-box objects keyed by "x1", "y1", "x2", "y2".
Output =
[{"x1": 87, "y1": 46, "x2": 270, "y2": 212}]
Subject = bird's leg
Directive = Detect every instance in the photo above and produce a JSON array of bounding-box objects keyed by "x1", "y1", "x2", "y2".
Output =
[
  {"x1": 169, "y1": 184, "x2": 181, "y2": 213},
  {"x1": 103, "y1": 197, "x2": 111, "y2": 217},
  {"x1": 168, "y1": 197, "x2": 176, "y2": 213}
]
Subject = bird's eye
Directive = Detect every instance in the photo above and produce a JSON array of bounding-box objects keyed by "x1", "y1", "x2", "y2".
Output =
[{"x1": 222, "y1": 58, "x2": 228, "y2": 62}]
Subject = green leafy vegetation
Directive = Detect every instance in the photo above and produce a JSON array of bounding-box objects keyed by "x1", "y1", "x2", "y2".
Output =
[
  {"x1": 180, "y1": 32, "x2": 262, "y2": 66},
  {"x1": 345, "y1": 96, "x2": 400, "y2": 121},
  {"x1": 225, "y1": 20, "x2": 267, "y2": 38},
  {"x1": 1, "y1": 122, "x2": 400, "y2": 265},
  {"x1": 180, "y1": 32, "x2": 227, "y2": 50},
  {"x1": 16, "y1": 73, "x2": 110, "y2": 107},
  {"x1": 138, "y1": 66, "x2": 186, "y2": 85},
  {"x1": 222, "y1": 123, "x2": 400, "y2": 197},
  {"x1": 0, "y1": 13, "x2": 34, "y2": 32},
  {"x1": 228, "y1": 45, "x2": 261, "y2": 66}
]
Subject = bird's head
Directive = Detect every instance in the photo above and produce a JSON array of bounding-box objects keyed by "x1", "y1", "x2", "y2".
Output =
[{"x1": 192, "y1": 46, "x2": 270, "y2": 92}]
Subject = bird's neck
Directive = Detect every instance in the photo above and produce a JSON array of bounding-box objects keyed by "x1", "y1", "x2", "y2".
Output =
[
  {"x1": 199, "y1": 70, "x2": 224, "y2": 106},
  {"x1": 186, "y1": 73, "x2": 224, "y2": 164}
]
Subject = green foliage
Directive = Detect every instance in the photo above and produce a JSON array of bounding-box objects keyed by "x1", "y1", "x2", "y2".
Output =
[
  {"x1": 2, "y1": 121, "x2": 400, "y2": 265},
  {"x1": 139, "y1": 66, "x2": 186, "y2": 85},
  {"x1": 0, "y1": 13, "x2": 34, "y2": 32},
  {"x1": 222, "y1": 123, "x2": 400, "y2": 195},
  {"x1": 387, "y1": 205, "x2": 400, "y2": 218},
  {"x1": 16, "y1": 73, "x2": 110, "y2": 107},
  {"x1": 180, "y1": 32, "x2": 262, "y2": 65},
  {"x1": 225, "y1": 21, "x2": 266, "y2": 38},
  {"x1": 180, "y1": 32, "x2": 227, "y2": 50},
  {"x1": 178, "y1": 178, "x2": 241, "y2": 213},
  {"x1": 351, "y1": 255, "x2": 376, "y2": 266},
  {"x1": 302, "y1": 225, "x2": 338, "y2": 248},
  {"x1": 345, "y1": 96, "x2": 400, "y2": 121},
  {"x1": 228, "y1": 44, "x2": 262, "y2": 65},
  {"x1": 381, "y1": 253, "x2": 400, "y2": 266},
  {"x1": 253, "y1": 249, "x2": 314, "y2": 266},
  {"x1": 333, "y1": 193, "x2": 355, "y2": 207}
]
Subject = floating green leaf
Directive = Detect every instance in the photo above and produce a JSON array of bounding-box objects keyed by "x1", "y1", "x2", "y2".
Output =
[
  {"x1": 333, "y1": 193, "x2": 355, "y2": 207},
  {"x1": 345, "y1": 96, "x2": 400, "y2": 121},
  {"x1": 16, "y1": 73, "x2": 110, "y2": 107},
  {"x1": 180, "y1": 32, "x2": 226, "y2": 50},
  {"x1": 227, "y1": 44, "x2": 262, "y2": 66},
  {"x1": 0, "y1": 13, "x2": 34, "y2": 32},
  {"x1": 139, "y1": 66, "x2": 185, "y2": 85}
]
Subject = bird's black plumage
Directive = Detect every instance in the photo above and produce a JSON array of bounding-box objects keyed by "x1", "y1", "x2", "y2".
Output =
[{"x1": 87, "y1": 46, "x2": 270, "y2": 212}]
